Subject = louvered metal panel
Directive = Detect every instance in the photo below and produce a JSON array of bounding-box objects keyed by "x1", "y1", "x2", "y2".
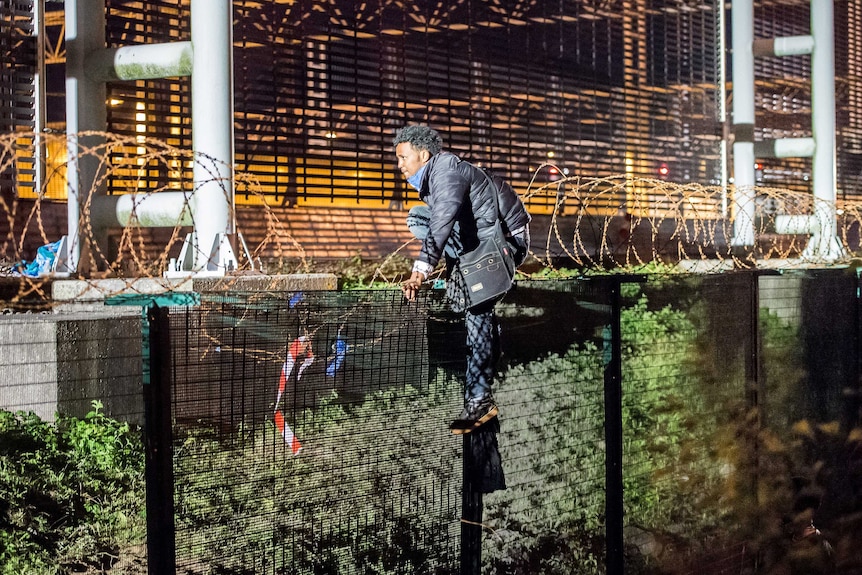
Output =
[
  {"x1": 0, "y1": 0, "x2": 36, "y2": 194},
  {"x1": 17, "y1": 0, "x2": 858, "y2": 209}
]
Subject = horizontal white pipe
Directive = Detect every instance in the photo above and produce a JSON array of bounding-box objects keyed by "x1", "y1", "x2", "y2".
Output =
[
  {"x1": 774, "y1": 137, "x2": 816, "y2": 157},
  {"x1": 775, "y1": 214, "x2": 818, "y2": 235},
  {"x1": 92, "y1": 193, "x2": 193, "y2": 228},
  {"x1": 85, "y1": 41, "x2": 193, "y2": 82},
  {"x1": 754, "y1": 137, "x2": 816, "y2": 158},
  {"x1": 775, "y1": 35, "x2": 815, "y2": 56},
  {"x1": 753, "y1": 35, "x2": 814, "y2": 57}
]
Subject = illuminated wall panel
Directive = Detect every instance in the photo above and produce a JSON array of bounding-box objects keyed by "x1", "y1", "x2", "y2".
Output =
[{"x1": 11, "y1": 0, "x2": 857, "y2": 208}]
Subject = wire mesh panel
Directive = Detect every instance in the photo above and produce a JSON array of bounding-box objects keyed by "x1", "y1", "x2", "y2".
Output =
[
  {"x1": 482, "y1": 281, "x2": 611, "y2": 572},
  {"x1": 161, "y1": 282, "x2": 617, "y2": 573},
  {"x1": 760, "y1": 269, "x2": 858, "y2": 428},
  {"x1": 149, "y1": 275, "x2": 862, "y2": 573},
  {"x1": 752, "y1": 270, "x2": 860, "y2": 574},
  {"x1": 166, "y1": 289, "x2": 463, "y2": 574},
  {"x1": 619, "y1": 274, "x2": 756, "y2": 574},
  {"x1": 759, "y1": 271, "x2": 807, "y2": 431}
]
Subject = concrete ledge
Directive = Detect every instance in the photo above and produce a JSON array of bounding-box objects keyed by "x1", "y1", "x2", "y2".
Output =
[
  {"x1": 753, "y1": 258, "x2": 849, "y2": 270},
  {"x1": 52, "y1": 277, "x2": 195, "y2": 302},
  {"x1": 675, "y1": 259, "x2": 736, "y2": 274},
  {"x1": 51, "y1": 273, "x2": 339, "y2": 313},
  {"x1": 0, "y1": 312, "x2": 143, "y2": 422},
  {"x1": 51, "y1": 277, "x2": 194, "y2": 314},
  {"x1": 53, "y1": 273, "x2": 337, "y2": 300},
  {"x1": 192, "y1": 273, "x2": 338, "y2": 293}
]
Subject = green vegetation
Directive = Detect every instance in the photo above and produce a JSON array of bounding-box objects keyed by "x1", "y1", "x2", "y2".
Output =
[
  {"x1": 0, "y1": 401, "x2": 146, "y2": 575},
  {"x1": 172, "y1": 382, "x2": 462, "y2": 574},
  {"x1": 483, "y1": 278, "x2": 733, "y2": 574},
  {"x1": 484, "y1": 341, "x2": 607, "y2": 574}
]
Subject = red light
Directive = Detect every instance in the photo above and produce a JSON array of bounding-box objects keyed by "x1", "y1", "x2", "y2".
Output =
[
  {"x1": 549, "y1": 167, "x2": 559, "y2": 174},
  {"x1": 658, "y1": 163, "x2": 669, "y2": 177}
]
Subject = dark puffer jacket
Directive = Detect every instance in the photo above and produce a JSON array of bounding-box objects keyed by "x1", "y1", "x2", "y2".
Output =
[{"x1": 415, "y1": 151, "x2": 531, "y2": 269}]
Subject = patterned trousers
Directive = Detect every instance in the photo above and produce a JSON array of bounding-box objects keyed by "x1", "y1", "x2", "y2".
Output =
[{"x1": 465, "y1": 306, "x2": 500, "y2": 402}]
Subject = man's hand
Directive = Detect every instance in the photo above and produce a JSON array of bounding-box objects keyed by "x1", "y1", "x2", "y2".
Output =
[{"x1": 401, "y1": 271, "x2": 426, "y2": 302}]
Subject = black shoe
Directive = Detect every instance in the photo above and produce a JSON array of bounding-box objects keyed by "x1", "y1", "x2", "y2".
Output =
[{"x1": 449, "y1": 396, "x2": 498, "y2": 435}]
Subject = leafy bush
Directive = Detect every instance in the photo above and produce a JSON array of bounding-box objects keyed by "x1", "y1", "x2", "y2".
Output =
[
  {"x1": 173, "y1": 380, "x2": 462, "y2": 574},
  {"x1": 0, "y1": 401, "x2": 146, "y2": 575},
  {"x1": 620, "y1": 290, "x2": 727, "y2": 529},
  {"x1": 483, "y1": 279, "x2": 735, "y2": 574},
  {"x1": 484, "y1": 342, "x2": 607, "y2": 575}
]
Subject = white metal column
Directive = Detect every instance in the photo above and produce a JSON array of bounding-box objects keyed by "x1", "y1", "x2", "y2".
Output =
[
  {"x1": 64, "y1": 0, "x2": 237, "y2": 275},
  {"x1": 731, "y1": 0, "x2": 842, "y2": 259},
  {"x1": 189, "y1": 0, "x2": 235, "y2": 273},
  {"x1": 64, "y1": 0, "x2": 106, "y2": 273},
  {"x1": 808, "y1": 0, "x2": 840, "y2": 258},
  {"x1": 731, "y1": 0, "x2": 755, "y2": 247}
]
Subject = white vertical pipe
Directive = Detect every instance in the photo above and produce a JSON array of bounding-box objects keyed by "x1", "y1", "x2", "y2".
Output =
[
  {"x1": 65, "y1": 0, "x2": 107, "y2": 273},
  {"x1": 731, "y1": 0, "x2": 756, "y2": 247},
  {"x1": 810, "y1": 0, "x2": 839, "y2": 257},
  {"x1": 33, "y1": 0, "x2": 45, "y2": 197},
  {"x1": 190, "y1": 0, "x2": 234, "y2": 271}
]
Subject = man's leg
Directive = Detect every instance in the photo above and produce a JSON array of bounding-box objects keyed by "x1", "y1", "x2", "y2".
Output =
[
  {"x1": 407, "y1": 205, "x2": 461, "y2": 258},
  {"x1": 410, "y1": 205, "x2": 497, "y2": 433},
  {"x1": 450, "y1": 306, "x2": 500, "y2": 434}
]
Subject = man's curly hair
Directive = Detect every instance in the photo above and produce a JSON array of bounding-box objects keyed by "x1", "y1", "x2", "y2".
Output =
[{"x1": 393, "y1": 125, "x2": 443, "y2": 154}]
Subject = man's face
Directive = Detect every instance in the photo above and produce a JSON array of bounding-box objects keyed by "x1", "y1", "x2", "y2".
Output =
[{"x1": 395, "y1": 142, "x2": 430, "y2": 180}]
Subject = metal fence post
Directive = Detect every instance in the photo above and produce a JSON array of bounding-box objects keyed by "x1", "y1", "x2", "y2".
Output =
[
  {"x1": 144, "y1": 303, "x2": 176, "y2": 575},
  {"x1": 749, "y1": 271, "x2": 764, "y2": 415},
  {"x1": 106, "y1": 293, "x2": 199, "y2": 574},
  {"x1": 854, "y1": 269, "x2": 862, "y2": 429},
  {"x1": 604, "y1": 277, "x2": 625, "y2": 575},
  {"x1": 461, "y1": 433, "x2": 483, "y2": 575}
]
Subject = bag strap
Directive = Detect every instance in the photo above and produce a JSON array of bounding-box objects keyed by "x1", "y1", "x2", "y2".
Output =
[{"x1": 477, "y1": 167, "x2": 504, "y2": 226}]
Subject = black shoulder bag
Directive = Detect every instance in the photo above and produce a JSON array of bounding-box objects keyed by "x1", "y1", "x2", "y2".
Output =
[{"x1": 455, "y1": 171, "x2": 517, "y2": 311}]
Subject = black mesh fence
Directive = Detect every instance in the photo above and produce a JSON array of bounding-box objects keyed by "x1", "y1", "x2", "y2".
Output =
[
  {"x1": 149, "y1": 285, "x2": 613, "y2": 574},
  {"x1": 480, "y1": 281, "x2": 611, "y2": 573},
  {"x1": 141, "y1": 274, "x2": 862, "y2": 574},
  {"x1": 619, "y1": 274, "x2": 757, "y2": 573},
  {"x1": 156, "y1": 290, "x2": 462, "y2": 574},
  {"x1": 6, "y1": 271, "x2": 861, "y2": 573}
]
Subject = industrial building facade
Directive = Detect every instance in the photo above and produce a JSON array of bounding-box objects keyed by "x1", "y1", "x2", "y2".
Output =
[{"x1": 2, "y1": 0, "x2": 862, "y2": 255}]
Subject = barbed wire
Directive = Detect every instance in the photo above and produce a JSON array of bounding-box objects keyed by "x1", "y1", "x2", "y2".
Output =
[
  {"x1": 520, "y1": 162, "x2": 859, "y2": 274},
  {"x1": 1, "y1": 131, "x2": 859, "y2": 308}
]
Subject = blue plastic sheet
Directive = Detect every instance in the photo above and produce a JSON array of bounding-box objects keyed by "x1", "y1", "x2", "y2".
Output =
[{"x1": 17, "y1": 239, "x2": 62, "y2": 277}]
